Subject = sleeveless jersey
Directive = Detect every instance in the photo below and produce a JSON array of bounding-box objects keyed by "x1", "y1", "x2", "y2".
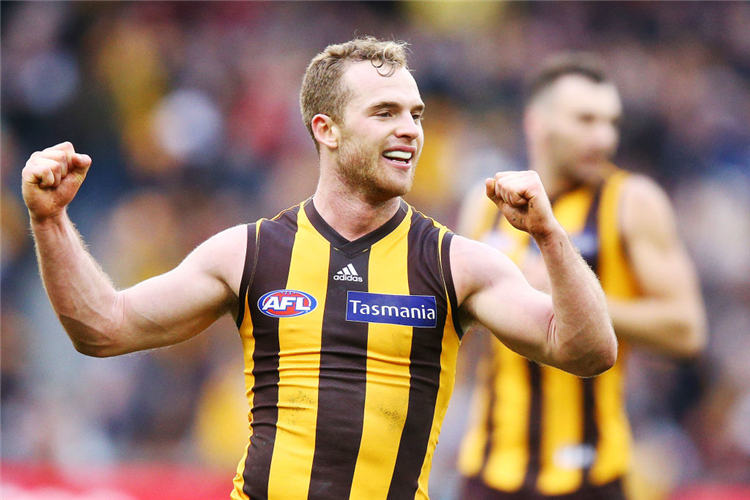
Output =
[
  {"x1": 458, "y1": 169, "x2": 638, "y2": 496},
  {"x1": 232, "y1": 199, "x2": 463, "y2": 500}
]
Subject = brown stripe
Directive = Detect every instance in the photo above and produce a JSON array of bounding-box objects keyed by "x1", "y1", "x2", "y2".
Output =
[
  {"x1": 582, "y1": 377, "x2": 599, "y2": 479},
  {"x1": 236, "y1": 223, "x2": 258, "y2": 328},
  {"x1": 242, "y1": 208, "x2": 300, "y2": 499},
  {"x1": 581, "y1": 185, "x2": 602, "y2": 274},
  {"x1": 440, "y1": 232, "x2": 464, "y2": 339},
  {"x1": 387, "y1": 212, "x2": 448, "y2": 499},
  {"x1": 521, "y1": 362, "x2": 542, "y2": 491},
  {"x1": 307, "y1": 249, "x2": 370, "y2": 499}
]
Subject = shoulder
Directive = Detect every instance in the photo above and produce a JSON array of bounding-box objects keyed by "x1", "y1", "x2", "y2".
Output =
[
  {"x1": 617, "y1": 173, "x2": 679, "y2": 243},
  {"x1": 184, "y1": 224, "x2": 250, "y2": 295},
  {"x1": 619, "y1": 173, "x2": 671, "y2": 206},
  {"x1": 199, "y1": 224, "x2": 250, "y2": 254}
]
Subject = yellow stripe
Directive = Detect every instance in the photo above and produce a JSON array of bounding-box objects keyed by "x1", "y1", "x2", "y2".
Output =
[
  {"x1": 234, "y1": 223, "x2": 261, "y2": 500},
  {"x1": 349, "y1": 207, "x2": 414, "y2": 500},
  {"x1": 267, "y1": 206, "x2": 329, "y2": 499},
  {"x1": 599, "y1": 171, "x2": 638, "y2": 298},
  {"x1": 415, "y1": 228, "x2": 461, "y2": 499},
  {"x1": 482, "y1": 343, "x2": 530, "y2": 491},
  {"x1": 231, "y1": 442, "x2": 252, "y2": 500},
  {"x1": 537, "y1": 368, "x2": 584, "y2": 494}
]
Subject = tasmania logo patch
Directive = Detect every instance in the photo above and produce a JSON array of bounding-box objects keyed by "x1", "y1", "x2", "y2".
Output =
[
  {"x1": 346, "y1": 291, "x2": 437, "y2": 328},
  {"x1": 258, "y1": 289, "x2": 318, "y2": 318}
]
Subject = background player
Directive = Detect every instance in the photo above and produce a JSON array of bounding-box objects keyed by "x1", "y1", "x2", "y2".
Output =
[{"x1": 456, "y1": 54, "x2": 707, "y2": 500}]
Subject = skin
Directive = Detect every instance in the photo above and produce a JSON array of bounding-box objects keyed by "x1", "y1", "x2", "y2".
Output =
[
  {"x1": 460, "y1": 74, "x2": 706, "y2": 358},
  {"x1": 21, "y1": 61, "x2": 616, "y2": 377}
]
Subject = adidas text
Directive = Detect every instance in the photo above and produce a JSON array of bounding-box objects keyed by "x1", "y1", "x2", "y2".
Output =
[
  {"x1": 334, "y1": 274, "x2": 363, "y2": 282},
  {"x1": 334, "y1": 264, "x2": 363, "y2": 282}
]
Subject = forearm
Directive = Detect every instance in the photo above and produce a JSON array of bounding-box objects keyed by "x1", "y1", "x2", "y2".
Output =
[
  {"x1": 31, "y1": 211, "x2": 122, "y2": 356},
  {"x1": 608, "y1": 298, "x2": 706, "y2": 358},
  {"x1": 537, "y1": 227, "x2": 617, "y2": 376}
]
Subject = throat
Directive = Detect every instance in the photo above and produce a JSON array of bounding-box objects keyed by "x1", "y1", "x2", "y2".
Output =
[{"x1": 311, "y1": 194, "x2": 402, "y2": 242}]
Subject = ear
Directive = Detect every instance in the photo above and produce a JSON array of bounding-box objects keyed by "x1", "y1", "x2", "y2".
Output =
[{"x1": 311, "y1": 114, "x2": 340, "y2": 150}]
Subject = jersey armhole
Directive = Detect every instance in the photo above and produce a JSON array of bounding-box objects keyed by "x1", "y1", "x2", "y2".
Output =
[
  {"x1": 440, "y1": 231, "x2": 464, "y2": 340},
  {"x1": 236, "y1": 222, "x2": 260, "y2": 328}
]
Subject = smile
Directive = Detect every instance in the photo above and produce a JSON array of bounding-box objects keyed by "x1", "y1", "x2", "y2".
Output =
[{"x1": 382, "y1": 150, "x2": 413, "y2": 167}]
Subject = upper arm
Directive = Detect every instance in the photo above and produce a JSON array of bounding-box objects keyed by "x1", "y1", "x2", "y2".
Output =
[
  {"x1": 620, "y1": 176, "x2": 702, "y2": 306},
  {"x1": 108, "y1": 224, "x2": 248, "y2": 354},
  {"x1": 451, "y1": 235, "x2": 555, "y2": 362}
]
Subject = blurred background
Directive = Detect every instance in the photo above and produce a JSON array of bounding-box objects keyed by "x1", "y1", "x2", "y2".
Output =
[{"x1": 1, "y1": 2, "x2": 748, "y2": 499}]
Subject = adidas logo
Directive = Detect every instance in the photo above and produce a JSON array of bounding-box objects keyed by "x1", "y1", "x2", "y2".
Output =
[{"x1": 333, "y1": 263, "x2": 363, "y2": 282}]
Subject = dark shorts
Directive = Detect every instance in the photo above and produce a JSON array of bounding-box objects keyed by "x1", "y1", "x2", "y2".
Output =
[{"x1": 458, "y1": 476, "x2": 626, "y2": 500}]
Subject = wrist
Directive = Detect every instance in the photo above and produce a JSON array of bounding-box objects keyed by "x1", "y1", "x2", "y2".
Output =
[
  {"x1": 29, "y1": 209, "x2": 69, "y2": 232},
  {"x1": 531, "y1": 222, "x2": 567, "y2": 248}
]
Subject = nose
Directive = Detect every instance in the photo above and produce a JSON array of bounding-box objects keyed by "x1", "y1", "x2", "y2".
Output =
[
  {"x1": 395, "y1": 112, "x2": 421, "y2": 140},
  {"x1": 593, "y1": 121, "x2": 618, "y2": 152}
]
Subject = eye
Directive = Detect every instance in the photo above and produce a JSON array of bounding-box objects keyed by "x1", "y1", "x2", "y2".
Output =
[
  {"x1": 412, "y1": 113, "x2": 423, "y2": 123},
  {"x1": 376, "y1": 111, "x2": 392, "y2": 118}
]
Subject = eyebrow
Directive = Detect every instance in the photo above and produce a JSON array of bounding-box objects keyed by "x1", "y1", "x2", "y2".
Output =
[{"x1": 368, "y1": 101, "x2": 426, "y2": 113}]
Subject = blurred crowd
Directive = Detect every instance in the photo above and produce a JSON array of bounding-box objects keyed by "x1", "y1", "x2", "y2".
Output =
[{"x1": 1, "y1": 2, "x2": 749, "y2": 499}]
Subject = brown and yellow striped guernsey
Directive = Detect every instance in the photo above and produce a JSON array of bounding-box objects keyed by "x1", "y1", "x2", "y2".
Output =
[
  {"x1": 459, "y1": 168, "x2": 637, "y2": 498},
  {"x1": 231, "y1": 198, "x2": 463, "y2": 500}
]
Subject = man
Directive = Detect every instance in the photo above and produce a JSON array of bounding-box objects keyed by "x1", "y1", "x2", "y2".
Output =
[
  {"x1": 456, "y1": 54, "x2": 707, "y2": 499},
  {"x1": 22, "y1": 38, "x2": 616, "y2": 500}
]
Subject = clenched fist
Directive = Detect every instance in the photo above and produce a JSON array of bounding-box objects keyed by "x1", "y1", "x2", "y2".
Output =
[
  {"x1": 22, "y1": 142, "x2": 92, "y2": 223},
  {"x1": 485, "y1": 170, "x2": 559, "y2": 240}
]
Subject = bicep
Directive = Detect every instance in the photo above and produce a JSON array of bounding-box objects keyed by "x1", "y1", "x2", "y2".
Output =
[
  {"x1": 452, "y1": 236, "x2": 554, "y2": 361},
  {"x1": 112, "y1": 225, "x2": 247, "y2": 353}
]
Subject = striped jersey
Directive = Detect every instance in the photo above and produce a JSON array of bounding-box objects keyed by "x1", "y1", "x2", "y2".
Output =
[
  {"x1": 458, "y1": 169, "x2": 638, "y2": 496},
  {"x1": 232, "y1": 198, "x2": 463, "y2": 500}
]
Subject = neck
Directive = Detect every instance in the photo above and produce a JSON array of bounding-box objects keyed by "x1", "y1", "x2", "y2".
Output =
[{"x1": 312, "y1": 175, "x2": 402, "y2": 242}]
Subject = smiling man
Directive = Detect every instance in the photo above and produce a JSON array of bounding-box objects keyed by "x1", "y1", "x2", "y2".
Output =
[{"x1": 22, "y1": 37, "x2": 616, "y2": 500}]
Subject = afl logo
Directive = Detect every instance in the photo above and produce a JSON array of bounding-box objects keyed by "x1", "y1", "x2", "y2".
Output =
[{"x1": 258, "y1": 289, "x2": 318, "y2": 318}]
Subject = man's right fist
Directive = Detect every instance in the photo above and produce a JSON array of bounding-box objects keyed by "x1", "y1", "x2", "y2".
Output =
[{"x1": 22, "y1": 142, "x2": 92, "y2": 222}]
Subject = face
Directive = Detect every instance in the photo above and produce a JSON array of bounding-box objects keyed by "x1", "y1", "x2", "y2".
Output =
[
  {"x1": 334, "y1": 61, "x2": 425, "y2": 202},
  {"x1": 533, "y1": 75, "x2": 622, "y2": 184}
]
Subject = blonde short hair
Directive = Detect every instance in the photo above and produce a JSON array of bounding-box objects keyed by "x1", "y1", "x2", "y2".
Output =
[{"x1": 300, "y1": 36, "x2": 409, "y2": 148}]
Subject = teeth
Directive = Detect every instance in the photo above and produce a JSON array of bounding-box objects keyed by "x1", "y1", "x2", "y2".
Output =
[{"x1": 384, "y1": 150, "x2": 412, "y2": 161}]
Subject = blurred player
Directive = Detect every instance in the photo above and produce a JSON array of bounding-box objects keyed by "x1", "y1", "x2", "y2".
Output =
[
  {"x1": 22, "y1": 39, "x2": 616, "y2": 499},
  {"x1": 457, "y1": 54, "x2": 707, "y2": 500}
]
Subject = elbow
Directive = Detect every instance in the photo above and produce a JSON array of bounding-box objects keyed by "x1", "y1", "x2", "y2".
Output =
[
  {"x1": 71, "y1": 339, "x2": 115, "y2": 358},
  {"x1": 61, "y1": 291, "x2": 131, "y2": 358},
  {"x1": 569, "y1": 341, "x2": 617, "y2": 378},
  {"x1": 61, "y1": 317, "x2": 123, "y2": 358},
  {"x1": 672, "y1": 319, "x2": 708, "y2": 360},
  {"x1": 559, "y1": 326, "x2": 618, "y2": 378},
  {"x1": 586, "y1": 339, "x2": 618, "y2": 377}
]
